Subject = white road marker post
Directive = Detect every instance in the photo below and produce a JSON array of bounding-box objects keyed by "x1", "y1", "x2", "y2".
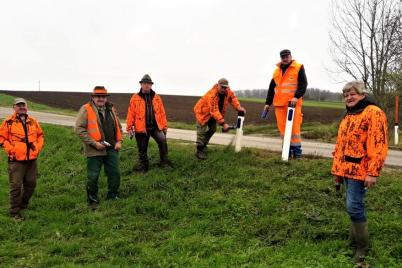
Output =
[
  {"x1": 234, "y1": 111, "x2": 245, "y2": 152},
  {"x1": 281, "y1": 102, "x2": 295, "y2": 161}
]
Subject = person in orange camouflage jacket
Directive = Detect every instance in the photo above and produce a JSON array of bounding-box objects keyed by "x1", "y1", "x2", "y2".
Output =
[
  {"x1": 0, "y1": 98, "x2": 44, "y2": 221},
  {"x1": 193, "y1": 78, "x2": 246, "y2": 160},
  {"x1": 332, "y1": 80, "x2": 388, "y2": 264}
]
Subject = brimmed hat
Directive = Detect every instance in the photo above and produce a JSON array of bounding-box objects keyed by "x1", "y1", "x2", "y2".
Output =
[
  {"x1": 280, "y1": 49, "x2": 291, "y2": 57},
  {"x1": 14, "y1": 98, "x2": 27, "y2": 105},
  {"x1": 139, "y1": 74, "x2": 153, "y2": 84},
  {"x1": 218, "y1": 78, "x2": 229, "y2": 88},
  {"x1": 92, "y1": 86, "x2": 109, "y2": 96}
]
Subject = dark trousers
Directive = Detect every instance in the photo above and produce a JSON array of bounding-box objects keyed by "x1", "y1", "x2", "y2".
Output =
[
  {"x1": 8, "y1": 160, "x2": 37, "y2": 216},
  {"x1": 86, "y1": 148, "x2": 120, "y2": 203},
  {"x1": 196, "y1": 119, "x2": 217, "y2": 148},
  {"x1": 135, "y1": 129, "x2": 168, "y2": 170}
]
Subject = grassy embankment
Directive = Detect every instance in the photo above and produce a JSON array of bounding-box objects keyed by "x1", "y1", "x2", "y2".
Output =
[{"x1": 0, "y1": 124, "x2": 401, "y2": 267}]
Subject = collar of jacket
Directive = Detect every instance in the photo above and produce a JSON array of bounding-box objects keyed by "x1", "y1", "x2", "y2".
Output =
[
  {"x1": 345, "y1": 95, "x2": 378, "y2": 115},
  {"x1": 138, "y1": 89, "x2": 156, "y2": 99},
  {"x1": 276, "y1": 60, "x2": 297, "y2": 69},
  {"x1": 10, "y1": 112, "x2": 31, "y2": 123}
]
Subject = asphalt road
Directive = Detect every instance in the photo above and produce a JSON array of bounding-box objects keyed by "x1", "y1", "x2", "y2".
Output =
[{"x1": 1, "y1": 107, "x2": 401, "y2": 167}]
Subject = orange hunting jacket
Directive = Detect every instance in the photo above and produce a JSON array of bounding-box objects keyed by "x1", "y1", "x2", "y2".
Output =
[
  {"x1": 0, "y1": 113, "x2": 44, "y2": 161},
  {"x1": 126, "y1": 91, "x2": 168, "y2": 133},
  {"x1": 332, "y1": 104, "x2": 388, "y2": 180},
  {"x1": 194, "y1": 84, "x2": 241, "y2": 126}
]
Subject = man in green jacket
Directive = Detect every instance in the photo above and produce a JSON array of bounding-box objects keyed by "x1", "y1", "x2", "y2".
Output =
[{"x1": 75, "y1": 86, "x2": 123, "y2": 209}]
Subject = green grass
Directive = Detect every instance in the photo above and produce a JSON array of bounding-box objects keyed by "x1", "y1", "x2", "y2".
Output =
[
  {"x1": 239, "y1": 97, "x2": 345, "y2": 109},
  {"x1": 0, "y1": 124, "x2": 401, "y2": 267},
  {"x1": 0, "y1": 93, "x2": 76, "y2": 116}
]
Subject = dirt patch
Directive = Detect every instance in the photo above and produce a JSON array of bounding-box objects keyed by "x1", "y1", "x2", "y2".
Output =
[{"x1": 1, "y1": 90, "x2": 344, "y2": 125}]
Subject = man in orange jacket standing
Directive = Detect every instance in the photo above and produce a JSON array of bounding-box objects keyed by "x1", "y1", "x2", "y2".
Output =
[
  {"x1": 75, "y1": 86, "x2": 123, "y2": 209},
  {"x1": 193, "y1": 78, "x2": 246, "y2": 160},
  {"x1": 332, "y1": 81, "x2": 388, "y2": 265},
  {"x1": 263, "y1": 49, "x2": 308, "y2": 159},
  {"x1": 126, "y1": 74, "x2": 171, "y2": 173},
  {"x1": 0, "y1": 98, "x2": 44, "y2": 221}
]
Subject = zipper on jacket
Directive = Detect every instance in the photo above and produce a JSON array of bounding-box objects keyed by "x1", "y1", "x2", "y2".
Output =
[{"x1": 20, "y1": 116, "x2": 30, "y2": 161}]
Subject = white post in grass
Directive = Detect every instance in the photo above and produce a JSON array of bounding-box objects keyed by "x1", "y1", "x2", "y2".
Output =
[
  {"x1": 234, "y1": 111, "x2": 245, "y2": 152},
  {"x1": 282, "y1": 102, "x2": 295, "y2": 161}
]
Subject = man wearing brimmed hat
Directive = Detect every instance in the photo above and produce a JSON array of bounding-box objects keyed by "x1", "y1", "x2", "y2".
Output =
[
  {"x1": 0, "y1": 98, "x2": 44, "y2": 221},
  {"x1": 75, "y1": 86, "x2": 123, "y2": 209},
  {"x1": 193, "y1": 78, "x2": 246, "y2": 159},
  {"x1": 263, "y1": 49, "x2": 308, "y2": 159},
  {"x1": 126, "y1": 74, "x2": 171, "y2": 173}
]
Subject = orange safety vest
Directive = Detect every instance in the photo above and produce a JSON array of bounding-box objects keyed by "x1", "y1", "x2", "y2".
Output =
[
  {"x1": 83, "y1": 103, "x2": 122, "y2": 142},
  {"x1": 272, "y1": 60, "x2": 303, "y2": 106}
]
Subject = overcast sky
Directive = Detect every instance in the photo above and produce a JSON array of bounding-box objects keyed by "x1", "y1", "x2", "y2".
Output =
[{"x1": 0, "y1": 0, "x2": 346, "y2": 96}]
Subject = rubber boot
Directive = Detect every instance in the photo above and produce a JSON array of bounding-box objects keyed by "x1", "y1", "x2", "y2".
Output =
[
  {"x1": 352, "y1": 221, "x2": 369, "y2": 264},
  {"x1": 195, "y1": 145, "x2": 207, "y2": 160}
]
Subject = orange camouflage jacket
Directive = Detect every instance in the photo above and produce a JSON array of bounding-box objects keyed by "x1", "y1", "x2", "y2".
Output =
[
  {"x1": 193, "y1": 84, "x2": 241, "y2": 126},
  {"x1": 332, "y1": 99, "x2": 388, "y2": 180}
]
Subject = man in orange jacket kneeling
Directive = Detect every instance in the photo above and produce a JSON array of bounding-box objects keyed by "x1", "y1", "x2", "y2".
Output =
[
  {"x1": 126, "y1": 74, "x2": 171, "y2": 173},
  {"x1": 0, "y1": 98, "x2": 44, "y2": 221},
  {"x1": 193, "y1": 78, "x2": 246, "y2": 160}
]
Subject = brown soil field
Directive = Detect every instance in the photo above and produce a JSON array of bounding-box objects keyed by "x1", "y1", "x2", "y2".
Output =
[{"x1": 1, "y1": 90, "x2": 344, "y2": 125}]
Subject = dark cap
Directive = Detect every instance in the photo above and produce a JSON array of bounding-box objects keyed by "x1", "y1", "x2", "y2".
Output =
[
  {"x1": 280, "y1": 49, "x2": 291, "y2": 57},
  {"x1": 218, "y1": 78, "x2": 229, "y2": 88},
  {"x1": 139, "y1": 74, "x2": 153, "y2": 84}
]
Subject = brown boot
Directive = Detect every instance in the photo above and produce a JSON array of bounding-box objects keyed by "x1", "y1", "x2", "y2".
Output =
[
  {"x1": 352, "y1": 222, "x2": 369, "y2": 264},
  {"x1": 195, "y1": 146, "x2": 207, "y2": 160}
]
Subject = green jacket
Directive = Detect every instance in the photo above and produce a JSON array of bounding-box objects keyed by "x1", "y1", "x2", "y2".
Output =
[{"x1": 75, "y1": 101, "x2": 122, "y2": 157}]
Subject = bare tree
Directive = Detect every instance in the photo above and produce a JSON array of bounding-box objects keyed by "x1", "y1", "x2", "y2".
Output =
[{"x1": 329, "y1": 0, "x2": 402, "y2": 112}]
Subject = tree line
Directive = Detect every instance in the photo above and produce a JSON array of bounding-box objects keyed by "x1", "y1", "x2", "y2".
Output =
[{"x1": 235, "y1": 88, "x2": 343, "y2": 102}]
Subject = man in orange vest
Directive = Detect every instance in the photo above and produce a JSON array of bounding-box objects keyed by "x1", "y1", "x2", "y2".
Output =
[
  {"x1": 0, "y1": 98, "x2": 44, "y2": 221},
  {"x1": 193, "y1": 78, "x2": 246, "y2": 159},
  {"x1": 75, "y1": 86, "x2": 123, "y2": 209},
  {"x1": 263, "y1": 49, "x2": 308, "y2": 159},
  {"x1": 126, "y1": 74, "x2": 171, "y2": 173}
]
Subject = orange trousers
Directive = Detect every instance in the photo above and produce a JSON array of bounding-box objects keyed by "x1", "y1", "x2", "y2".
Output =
[{"x1": 274, "y1": 104, "x2": 303, "y2": 146}]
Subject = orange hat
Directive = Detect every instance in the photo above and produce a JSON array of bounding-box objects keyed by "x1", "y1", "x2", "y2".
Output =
[{"x1": 92, "y1": 86, "x2": 109, "y2": 96}]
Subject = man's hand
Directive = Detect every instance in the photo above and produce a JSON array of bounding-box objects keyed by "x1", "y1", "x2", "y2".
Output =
[
  {"x1": 238, "y1": 106, "x2": 246, "y2": 114},
  {"x1": 364, "y1": 175, "x2": 377, "y2": 189},
  {"x1": 290, "y1": 97, "x2": 298, "y2": 107},
  {"x1": 263, "y1": 104, "x2": 270, "y2": 111},
  {"x1": 114, "y1": 141, "x2": 122, "y2": 151},
  {"x1": 222, "y1": 123, "x2": 230, "y2": 132},
  {"x1": 94, "y1": 142, "x2": 106, "y2": 151},
  {"x1": 128, "y1": 127, "x2": 135, "y2": 139}
]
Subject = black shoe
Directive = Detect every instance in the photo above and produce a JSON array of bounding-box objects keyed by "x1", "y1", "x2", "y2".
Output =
[
  {"x1": 159, "y1": 160, "x2": 173, "y2": 169},
  {"x1": 106, "y1": 193, "x2": 120, "y2": 200},
  {"x1": 11, "y1": 213, "x2": 24, "y2": 222},
  {"x1": 195, "y1": 148, "x2": 207, "y2": 160}
]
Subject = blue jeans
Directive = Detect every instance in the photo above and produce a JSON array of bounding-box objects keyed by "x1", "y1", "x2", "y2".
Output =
[{"x1": 345, "y1": 178, "x2": 367, "y2": 223}]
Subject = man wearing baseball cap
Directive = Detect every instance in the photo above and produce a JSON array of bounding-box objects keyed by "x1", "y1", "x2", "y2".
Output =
[
  {"x1": 75, "y1": 86, "x2": 123, "y2": 209},
  {"x1": 0, "y1": 98, "x2": 44, "y2": 221},
  {"x1": 263, "y1": 49, "x2": 308, "y2": 159},
  {"x1": 193, "y1": 78, "x2": 246, "y2": 159}
]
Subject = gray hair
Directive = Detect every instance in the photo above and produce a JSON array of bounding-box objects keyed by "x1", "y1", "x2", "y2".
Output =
[{"x1": 342, "y1": 80, "x2": 367, "y2": 95}]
